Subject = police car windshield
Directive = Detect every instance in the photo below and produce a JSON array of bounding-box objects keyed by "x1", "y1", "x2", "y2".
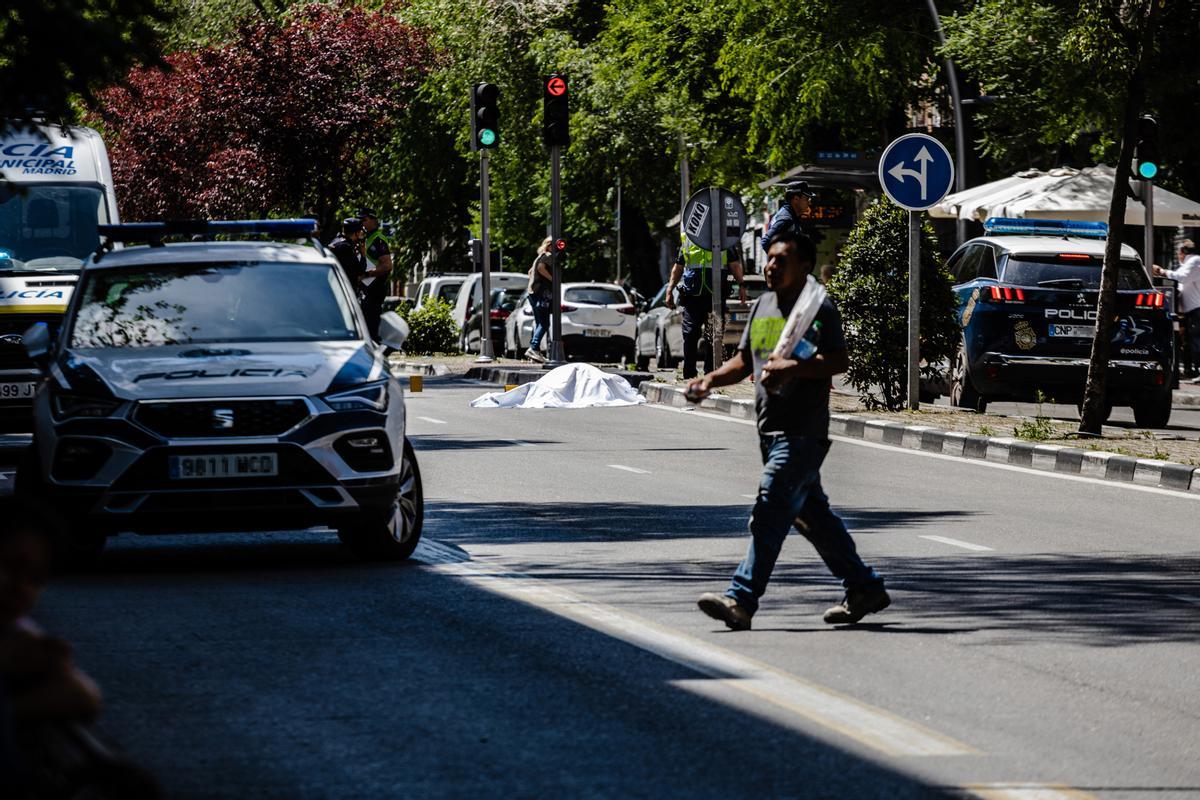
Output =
[
  {"x1": 70, "y1": 261, "x2": 359, "y2": 348},
  {"x1": 0, "y1": 184, "x2": 108, "y2": 272},
  {"x1": 1001, "y1": 256, "x2": 1150, "y2": 290}
]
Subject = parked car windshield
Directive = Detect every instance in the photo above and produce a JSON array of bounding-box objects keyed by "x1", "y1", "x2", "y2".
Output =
[
  {"x1": 490, "y1": 286, "x2": 524, "y2": 312},
  {"x1": 71, "y1": 261, "x2": 359, "y2": 348},
  {"x1": 1001, "y1": 256, "x2": 1150, "y2": 290},
  {"x1": 565, "y1": 286, "x2": 626, "y2": 305},
  {"x1": 0, "y1": 183, "x2": 109, "y2": 272},
  {"x1": 436, "y1": 282, "x2": 462, "y2": 304}
]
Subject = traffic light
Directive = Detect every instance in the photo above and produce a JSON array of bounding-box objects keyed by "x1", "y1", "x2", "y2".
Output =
[
  {"x1": 468, "y1": 238, "x2": 482, "y2": 267},
  {"x1": 543, "y1": 74, "x2": 569, "y2": 147},
  {"x1": 1136, "y1": 114, "x2": 1159, "y2": 180},
  {"x1": 470, "y1": 83, "x2": 500, "y2": 150},
  {"x1": 554, "y1": 237, "x2": 567, "y2": 254}
]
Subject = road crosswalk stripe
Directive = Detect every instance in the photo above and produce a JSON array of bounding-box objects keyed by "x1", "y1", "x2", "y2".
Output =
[{"x1": 415, "y1": 538, "x2": 974, "y2": 758}]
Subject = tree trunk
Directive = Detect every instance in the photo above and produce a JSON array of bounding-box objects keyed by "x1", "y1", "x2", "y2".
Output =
[{"x1": 1078, "y1": 0, "x2": 1162, "y2": 435}]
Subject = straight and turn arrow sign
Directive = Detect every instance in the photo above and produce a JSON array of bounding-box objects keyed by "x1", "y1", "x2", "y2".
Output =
[{"x1": 887, "y1": 146, "x2": 934, "y2": 201}]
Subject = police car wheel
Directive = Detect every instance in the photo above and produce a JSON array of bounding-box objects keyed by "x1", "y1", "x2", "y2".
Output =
[
  {"x1": 1131, "y1": 388, "x2": 1172, "y2": 429},
  {"x1": 950, "y1": 342, "x2": 987, "y2": 412},
  {"x1": 336, "y1": 440, "x2": 424, "y2": 561}
]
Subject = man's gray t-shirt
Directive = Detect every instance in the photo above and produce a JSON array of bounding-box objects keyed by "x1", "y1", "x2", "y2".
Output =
[{"x1": 737, "y1": 291, "x2": 847, "y2": 437}]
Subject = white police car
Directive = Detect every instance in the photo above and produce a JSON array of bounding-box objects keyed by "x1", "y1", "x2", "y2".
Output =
[
  {"x1": 18, "y1": 220, "x2": 423, "y2": 563},
  {"x1": 947, "y1": 218, "x2": 1174, "y2": 426}
]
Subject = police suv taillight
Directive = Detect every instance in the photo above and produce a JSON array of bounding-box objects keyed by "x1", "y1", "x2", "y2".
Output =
[{"x1": 1134, "y1": 292, "x2": 1165, "y2": 309}]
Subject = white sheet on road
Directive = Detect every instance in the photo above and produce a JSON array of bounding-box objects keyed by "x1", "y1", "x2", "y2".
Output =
[{"x1": 470, "y1": 363, "x2": 646, "y2": 409}]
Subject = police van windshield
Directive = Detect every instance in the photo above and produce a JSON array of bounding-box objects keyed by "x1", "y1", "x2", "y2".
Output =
[
  {"x1": 1000, "y1": 256, "x2": 1150, "y2": 290},
  {"x1": 71, "y1": 261, "x2": 359, "y2": 348},
  {"x1": 0, "y1": 184, "x2": 108, "y2": 272}
]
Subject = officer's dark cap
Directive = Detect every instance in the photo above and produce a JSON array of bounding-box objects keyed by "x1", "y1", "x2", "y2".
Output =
[
  {"x1": 784, "y1": 181, "x2": 815, "y2": 199},
  {"x1": 356, "y1": 208, "x2": 378, "y2": 221},
  {"x1": 342, "y1": 218, "x2": 364, "y2": 236}
]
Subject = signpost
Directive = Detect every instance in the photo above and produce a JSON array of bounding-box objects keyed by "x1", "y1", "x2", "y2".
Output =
[
  {"x1": 878, "y1": 133, "x2": 955, "y2": 410},
  {"x1": 683, "y1": 187, "x2": 746, "y2": 369}
]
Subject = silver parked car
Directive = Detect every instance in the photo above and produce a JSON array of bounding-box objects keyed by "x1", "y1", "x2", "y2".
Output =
[{"x1": 633, "y1": 276, "x2": 766, "y2": 370}]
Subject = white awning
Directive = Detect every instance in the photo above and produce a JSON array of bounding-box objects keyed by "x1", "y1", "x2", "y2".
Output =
[{"x1": 930, "y1": 166, "x2": 1200, "y2": 227}]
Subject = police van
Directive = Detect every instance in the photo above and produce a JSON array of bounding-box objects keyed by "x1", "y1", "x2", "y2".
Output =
[
  {"x1": 0, "y1": 122, "x2": 119, "y2": 426},
  {"x1": 947, "y1": 218, "x2": 1174, "y2": 427}
]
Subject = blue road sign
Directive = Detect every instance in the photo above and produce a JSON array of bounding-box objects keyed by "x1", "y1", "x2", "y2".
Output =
[{"x1": 878, "y1": 133, "x2": 955, "y2": 211}]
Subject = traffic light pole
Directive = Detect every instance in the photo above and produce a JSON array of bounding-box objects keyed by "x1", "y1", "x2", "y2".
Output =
[
  {"x1": 1143, "y1": 178, "x2": 1154, "y2": 273},
  {"x1": 708, "y1": 187, "x2": 724, "y2": 370},
  {"x1": 476, "y1": 149, "x2": 494, "y2": 362},
  {"x1": 546, "y1": 145, "x2": 565, "y2": 367}
]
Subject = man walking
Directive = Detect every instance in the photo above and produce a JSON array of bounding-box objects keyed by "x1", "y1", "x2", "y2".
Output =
[
  {"x1": 760, "y1": 181, "x2": 815, "y2": 252},
  {"x1": 1154, "y1": 239, "x2": 1200, "y2": 380},
  {"x1": 357, "y1": 209, "x2": 393, "y2": 342},
  {"x1": 688, "y1": 229, "x2": 889, "y2": 630},
  {"x1": 665, "y1": 232, "x2": 746, "y2": 380}
]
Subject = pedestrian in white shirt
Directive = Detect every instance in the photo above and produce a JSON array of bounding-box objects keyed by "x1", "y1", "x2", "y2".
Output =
[{"x1": 1154, "y1": 239, "x2": 1200, "y2": 380}]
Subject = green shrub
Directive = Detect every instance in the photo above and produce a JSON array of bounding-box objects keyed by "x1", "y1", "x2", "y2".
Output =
[
  {"x1": 400, "y1": 298, "x2": 459, "y2": 355},
  {"x1": 826, "y1": 201, "x2": 958, "y2": 410}
]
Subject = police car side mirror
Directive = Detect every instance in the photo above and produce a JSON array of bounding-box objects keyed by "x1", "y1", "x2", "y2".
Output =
[
  {"x1": 22, "y1": 322, "x2": 53, "y2": 371},
  {"x1": 378, "y1": 311, "x2": 409, "y2": 351}
]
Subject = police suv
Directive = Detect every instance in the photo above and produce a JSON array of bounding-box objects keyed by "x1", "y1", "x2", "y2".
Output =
[
  {"x1": 18, "y1": 220, "x2": 423, "y2": 563},
  {"x1": 947, "y1": 218, "x2": 1174, "y2": 427}
]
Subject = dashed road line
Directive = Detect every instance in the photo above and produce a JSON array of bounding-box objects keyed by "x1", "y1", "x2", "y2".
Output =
[
  {"x1": 507, "y1": 439, "x2": 535, "y2": 447},
  {"x1": 920, "y1": 535, "x2": 995, "y2": 552},
  {"x1": 740, "y1": 493, "x2": 758, "y2": 499},
  {"x1": 960, "y1": 784, "x2": 1096, "y2": 800},
  {"x1": 415, "y1": 538, "x2": 974, "y2": 758},
  {"x1": 608, "y1": 464, "x2": 650, "y2": 474},
  {"x1": 416, "y1": 416, "x2": 448, "y2": 424}
]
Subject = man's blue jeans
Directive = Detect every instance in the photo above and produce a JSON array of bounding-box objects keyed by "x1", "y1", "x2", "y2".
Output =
[{"x1": 727, "y1": 433, "x2": 882, "y2": 616}]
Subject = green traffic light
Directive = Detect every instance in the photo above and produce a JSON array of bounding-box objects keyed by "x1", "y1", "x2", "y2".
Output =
[
  {"x1": 1138, "y1": 161, "x2": 1158, "y2": 180},
  {"x1": 479, "y1": 129, "x2": 496, "y2": 146}
]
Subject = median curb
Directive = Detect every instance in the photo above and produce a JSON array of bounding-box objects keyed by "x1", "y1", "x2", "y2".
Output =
[
  {"x1": 639, "y1": 382, "x2": 1200, "y2": 495},
  {"x1": 389, "y1": 360, "x2": 452, "y2": 377}
]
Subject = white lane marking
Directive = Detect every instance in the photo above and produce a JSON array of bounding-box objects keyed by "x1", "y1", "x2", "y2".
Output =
[
  {"x1": 644, "y1": 404, "x2": 1200, "y2": 502},
  {"x1": 960, "y1": 785, "x2": 1096, "y2": 800},
  {"x1": 740, "y1": 493, "x2": 758, "y2": 499},
  {"x1": 414, "y1": 538, "x2": 974, "y2": 758},
  {"x1": 608, "y1": 464, "x2": 650, "y2": 474},
  {"x1": 416, "y1": 416, "x2": 448, "y2": 424},
  {"x1": 920, "y1": 535, "x2": 994, "y2": 552},
  {"x1": 507, "y1": 439, "x2": 535, "y2": 447},
  {"x1": 1167, "y1": 594, "x2": 1200, "y2": 606}
]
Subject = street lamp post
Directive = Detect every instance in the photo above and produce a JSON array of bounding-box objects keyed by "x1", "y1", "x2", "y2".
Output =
[{"x1": 925, "y1": 0, "x2": 967, "y2": 247}]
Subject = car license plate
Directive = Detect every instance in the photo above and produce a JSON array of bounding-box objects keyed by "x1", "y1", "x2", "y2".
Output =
[
  {"x1": 168, "y1": 453, "x2": 278, "y2": 480},
  {"x1": 583, "y1": 328, "x2": 611, "y2": 337},
  {"x1": 730, "y1": 312, "x2": 748, "y2": 322},
  {"x1": 0, "y1": 381, "x2": 37, "y2": 401},
  {"x1": 1048, "y1": 324, "x2": 1093, "y2": 338}
]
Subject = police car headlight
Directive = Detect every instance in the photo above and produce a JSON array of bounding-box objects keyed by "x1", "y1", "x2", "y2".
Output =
[
  {"x1": 51, "y1": 394, "x2": 122, "y2": 421},
  {"x1": 324, "y1": 380, "x2": 390, "y2": 412}
]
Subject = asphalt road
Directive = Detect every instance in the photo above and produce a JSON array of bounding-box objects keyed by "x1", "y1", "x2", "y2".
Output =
[{"x1": 27, "y1": 375, "x2": 1200, "y2": 799}]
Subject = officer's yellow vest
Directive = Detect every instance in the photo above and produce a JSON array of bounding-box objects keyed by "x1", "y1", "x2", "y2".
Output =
[{"x1": 680, "y1": 233, "x2": 729, "y2": 294}]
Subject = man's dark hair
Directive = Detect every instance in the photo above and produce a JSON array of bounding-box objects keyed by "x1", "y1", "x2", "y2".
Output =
[
  {"x1": 341, "y1": 218, "x2": 364, "y2": 236},
  {"x1": 767, "y1": 229, "x2": 816, "y2": 266}
]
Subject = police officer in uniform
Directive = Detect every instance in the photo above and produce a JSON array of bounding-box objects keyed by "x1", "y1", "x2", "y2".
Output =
[
  {"x1": 665, "y1": 231, "x2": 747, "y2": 379},
  {"x1": 328, "y1": 218, "x2": 367, "y2": 288},
  {"x1": 761, "y1": 180, "x2": 815, "y2": 252},
  {"x1": 357, "y1": 209, "x2": 393, "y2": 342}
]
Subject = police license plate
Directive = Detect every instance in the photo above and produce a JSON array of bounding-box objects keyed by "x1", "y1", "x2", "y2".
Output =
[
  {"x1": 0, "y1": 381, "x2": 37, "y2": 401},
  {"x1": 1048, "y1": 324, "x2": 1093, "y2": 338},
  {"x1": 168, "y1": 453, "x2": 278, "y2": 480},
  {"x1": 583, "y1": 328, "x2": 611, "y2": 337}
]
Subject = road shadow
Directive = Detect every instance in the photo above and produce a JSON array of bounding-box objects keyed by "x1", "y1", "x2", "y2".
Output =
[{"x1": 411, "y1": 435, "x2": 561, "y2": 451}]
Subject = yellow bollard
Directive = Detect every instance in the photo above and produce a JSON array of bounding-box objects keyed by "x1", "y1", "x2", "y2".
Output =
[
  {"x1": 409, "y1": 375, "x2": 423, "y2": 392},
  {"x1": 504, "y1": 384, "x2": 519, "y2": 392}
]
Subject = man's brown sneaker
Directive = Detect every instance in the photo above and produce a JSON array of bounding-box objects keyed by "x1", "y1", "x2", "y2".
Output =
[
  {"x1": 697, "y1": 592, "x2": 752, "y2": 631},
  {"x1": 823, "y1": 586, "x2": 891, "y2": 625}
]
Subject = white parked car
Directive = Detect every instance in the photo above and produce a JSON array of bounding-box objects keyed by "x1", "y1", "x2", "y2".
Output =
[
  {"x1": 451, "y1": 272, "x2": 528, "y2": 333},
  {"x1": 504, "y1": 282, "x2": 636, "y2": 363},
  {"x1": 412, "y1": 272, "x2": 468, "y2": 311}
]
